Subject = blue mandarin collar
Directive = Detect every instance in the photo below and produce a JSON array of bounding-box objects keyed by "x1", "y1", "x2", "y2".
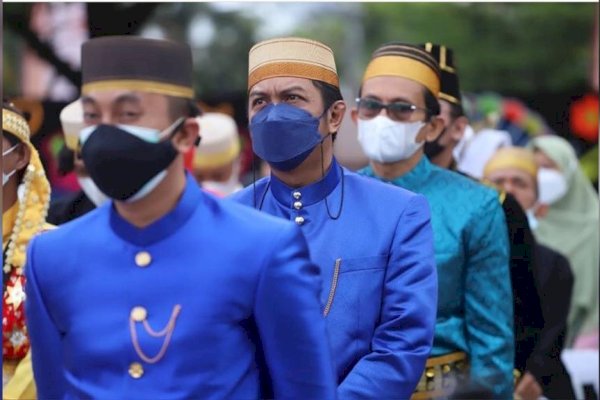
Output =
[
  {"x1": 109, "y1": 173, "x2": 201, "y2": 246},
  {"x1": 270, "y1": 157, "x2": 342, "y2": 207},
  {"x1": 362, "y1": 155, "x2": 432, "y2": 191}
]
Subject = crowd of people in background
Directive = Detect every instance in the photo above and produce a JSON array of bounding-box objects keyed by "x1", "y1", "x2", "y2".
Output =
[{"x1": 2, "y1": 31, "x2": 599, "y2": 400}]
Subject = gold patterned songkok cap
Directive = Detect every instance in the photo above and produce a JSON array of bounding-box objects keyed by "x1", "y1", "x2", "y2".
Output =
[
  {"x1": 363, "y1": 42, "x2": 441, "y2": 97},
  {"x1": 194, "y1": 113, "x2": 241, "y2": 169},
  {"x1": 81, "y1": 36, "x2": 194, "y2": 99},
  {"x1": 2, "y1": 105, "x2": 51, "y2": 271},
  {"x1": 484, "y1": 147, "x2": 538, "y2": 179},
  {"x1": 248, "y1": 37, "x2": 339, "y2": 89}
]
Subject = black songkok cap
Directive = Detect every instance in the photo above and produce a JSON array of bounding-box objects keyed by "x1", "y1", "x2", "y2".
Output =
[
  {"x1": 81, "y1": 36, "x2": 194, "y2": 99},
  {"x1": 420, "y1": 43, "x2": 462, "y2": 105}
]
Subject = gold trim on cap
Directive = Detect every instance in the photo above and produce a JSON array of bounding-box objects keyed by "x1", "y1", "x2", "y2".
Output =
[
  {"x1": 363, "y1": 56, "x2": 440, "y2": 96},
  {"x1": 2, "y1": 109, "x2": 31, "y2": 143},
  {"x1": 439, "y1": 92, "x2": 461, "y2": 105},
  {"x1": 249, "y1": 62, "x2": 339, "y2": 89},
  {"x1": 82, "y1": 79, "x2": 194, "y2": 99}
]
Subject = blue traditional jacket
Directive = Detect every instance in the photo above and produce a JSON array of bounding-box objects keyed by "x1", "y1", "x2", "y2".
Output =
[
  {"x1": 232, "y1": 157, "x2": 438, "y2": 399},
  {"x1": 25, "y1": 174, "x2": 336, "y2": 399}
]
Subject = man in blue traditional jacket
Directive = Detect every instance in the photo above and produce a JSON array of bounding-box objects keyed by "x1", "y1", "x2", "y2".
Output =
[
  {"x1": 24, "y1": 35, "x2": 336, "y2": 399},
  {"x1": 231, "y1": 37, "x2": 438, "y2": 399},
  {"x1": 353, "y1": 43, "x2": 514, "y2": 399}
]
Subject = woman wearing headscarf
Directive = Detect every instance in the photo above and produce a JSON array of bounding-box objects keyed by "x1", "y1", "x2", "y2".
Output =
[{"x1": 530, "y1": 135, "x2": 599, "y2": 348}]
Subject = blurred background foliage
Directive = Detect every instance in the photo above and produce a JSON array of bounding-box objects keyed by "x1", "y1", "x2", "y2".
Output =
[{"x1": 3, "y1": 2, "x2": 596, "y2": 98}]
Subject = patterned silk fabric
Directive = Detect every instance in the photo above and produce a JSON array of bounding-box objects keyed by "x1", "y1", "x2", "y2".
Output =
[{"x1": 361, "y1": 156, "x2": 515, "y2": 399}]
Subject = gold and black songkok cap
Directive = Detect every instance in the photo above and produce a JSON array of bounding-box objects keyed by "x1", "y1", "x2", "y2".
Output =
[
  {"x1": 420, "y1": 43, "x2": 462, "y2": 105},
  {"x1": 81, "y1": 36, "x2": 194, "y2": 99},
  {"x1": 362, "y1": 42, "x2": 440, "y2": 97},
  {"x1": 248, "y1": 37, "x2": 339, "y2": 89}
]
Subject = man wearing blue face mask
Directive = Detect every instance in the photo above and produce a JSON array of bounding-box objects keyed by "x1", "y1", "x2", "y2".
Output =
[
  {"x1": 24, "y1": 36, "x2": 336, "y2": 399},
  {"x1": 231, "y1": 37, "x2": 438, "y2": 399},
  {"x1": 354, "y1": 43, "x2": 514, "y2": 399}
]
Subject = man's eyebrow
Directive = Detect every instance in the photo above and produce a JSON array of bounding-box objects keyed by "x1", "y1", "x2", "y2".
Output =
[
  {"x1": 249, "y1": 89, "x2": 267, "y2": 98},
  {"x1": 114, "y1": 93, "x2": 142, "y2": 105}
]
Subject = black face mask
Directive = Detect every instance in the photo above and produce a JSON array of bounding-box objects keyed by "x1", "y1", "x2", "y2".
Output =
[
  {"x1": 423, "y1": 128, "x2": 448, "y2": 160},
  {"x1": 81, "y1": 123, "x2": 180, "y2": 201}
]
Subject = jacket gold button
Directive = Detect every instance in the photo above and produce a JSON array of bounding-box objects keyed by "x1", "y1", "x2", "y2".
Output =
[
  {"x1": 295, "y1": 216, "x2": 305, "y2": 225},
  {"x1": 293, "y1": 191, "x2": 302, "y2": 200},
  {"x1": 135, "y1": 251, "x2": 152, "y2": 267},
  {"x1": 131, "y1": 306, "x2": 147, "y2": 322},
  {"x1": 293, "y1": 201, "x2": 302, "y2": 210},
  {"x1": 129, "y1": 362, "x2": 144, "y2": 378}
]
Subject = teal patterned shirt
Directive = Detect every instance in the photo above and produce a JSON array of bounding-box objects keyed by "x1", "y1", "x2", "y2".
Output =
[{"x1": 361, "y1": 156, "x2": 514, "y2": 399}]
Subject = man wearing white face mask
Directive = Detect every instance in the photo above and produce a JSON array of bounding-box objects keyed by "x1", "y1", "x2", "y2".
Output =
[
  {"x1": 192, "y1": 112, "x2": 243, "y2": 196},
  {"x1": 47, "y1": 99, "x2": 109, "y2": 225},
  {"x1": 354, "y1": 43, "x2": 514, "y2": 399},
  {"x1": 484, "y1": 146, "x2": 576, "y2": 400},
  {"x1": 529, "y1": 135, "x2": 599, "y2": 350}
]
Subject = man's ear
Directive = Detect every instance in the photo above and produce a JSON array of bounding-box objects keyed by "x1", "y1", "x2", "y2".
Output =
[
  {"x1": 172, "y1": 117, "x2": 200, "y2": 153},
  {"x1": 15, "y1": 143, "x2": 31, "y2": 171},
  {"x1": 326, "y1": 100, "x2": 346, "y2": 134},
  {"x1": 449, "y1": 115, "x2": 469, "y2": 143},
  {"x1": 422, "y1": 116, "x2": 445, "y2": 142}
]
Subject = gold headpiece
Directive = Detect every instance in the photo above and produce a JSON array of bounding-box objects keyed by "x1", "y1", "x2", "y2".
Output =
[
  {"x1": 2, "y1": 106, "x2": 52, "y2": 273},
  {"x1": 248, "y1": 37, "x2": 339, "y2": 89},
  {"x1": 484, "y1": 147, "x2": 538, "y2": 178},
  {"x1": 363, "y1": 43, "x2": 440, "y2": 97}
]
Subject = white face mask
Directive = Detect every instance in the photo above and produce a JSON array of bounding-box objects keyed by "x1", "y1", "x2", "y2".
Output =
[
  {"x1": 2, "y1": 145, "x2": 19, "y2": 186},
  {"x1": 537, "y1": 168, "x2": 568, "y2": 205},
  {"x1": 357, "y1": 116, "x2": 425, "y2": 163},
  {"x1": 525, "y1": 208, "x2": 539, "y2": 230},
  {"x1": 77, "y1": 176, "x2": 110, "y2": 207},
  {"x1": 201, "y1": 161, "x2": 242, "y2": 197}
]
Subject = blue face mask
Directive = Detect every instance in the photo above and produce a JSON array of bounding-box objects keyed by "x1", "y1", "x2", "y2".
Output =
[{"x1": 249, "y1": 103, "x2": 324, "y2": 171}]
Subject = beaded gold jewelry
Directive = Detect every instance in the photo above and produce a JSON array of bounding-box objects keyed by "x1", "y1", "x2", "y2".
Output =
[{"x1": 3, "y1": 107, "x2": 51, "y2": 275}]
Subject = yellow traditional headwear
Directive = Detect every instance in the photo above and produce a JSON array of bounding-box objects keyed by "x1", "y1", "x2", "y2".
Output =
[
  {"x1": 194, "y1": 113, "x2": 241, "y2": 169},
  {"x1": 2, "y1": 106, "x2": 51, "y2": 273},
  {"x1": 248, "y1": 37, "x2": 339, "y2": 89},
  {"x1": 483, "y1": 146, "x2": 538, "y2": 179},
  {"x1": 362, "y1": 43, "x2": 441, "y2": 97}
]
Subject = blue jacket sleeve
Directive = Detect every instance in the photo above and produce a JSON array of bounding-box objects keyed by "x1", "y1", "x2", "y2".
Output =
[
  {"x1": 254, "y1": 223, "x2": 337, "y2": 399},
  {"x1": 338, "y1": 194, "x2": 438, "y2": 399},
  {"x1": 24, "y1": 236, "x2": 67, "y2": 399},
  {"x1": 464, "y1": 194, "x2": 515, "y2": 399}
]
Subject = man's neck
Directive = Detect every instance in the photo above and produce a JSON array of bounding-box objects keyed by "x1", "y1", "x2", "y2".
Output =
[
  {"x1": 271, "y1": 140, "x2": 334, "y2": 188},
  {"x1": 114, "y1": 162, "x2": 187, "y2": 228},
  {"x1": 371, "y1": 149, "x2": 424, "y2": 181}
]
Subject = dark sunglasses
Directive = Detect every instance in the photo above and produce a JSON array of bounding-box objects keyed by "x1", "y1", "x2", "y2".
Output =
[{"x1": 355, "y1": 98, "x2": 429, "y2": 122}]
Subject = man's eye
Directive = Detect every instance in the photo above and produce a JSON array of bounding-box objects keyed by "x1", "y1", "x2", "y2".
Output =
[
  {"x1": 83, "y1": 112, "x2": 99, "y2": 121},
  {"x1": 285, "y1": 95, "x2": 300, "y2": 102},
  {"x1": 252, "y1": 98, "x2": 265, "y2": 107}
]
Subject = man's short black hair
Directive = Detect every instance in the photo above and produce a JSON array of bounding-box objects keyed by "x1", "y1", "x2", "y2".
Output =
[
  {"x1": 446, "y1": 100, "x2": 464, "y2": 121},
  {"x1": 312, "y1": 80, "x2": 343, "y2": 141}
]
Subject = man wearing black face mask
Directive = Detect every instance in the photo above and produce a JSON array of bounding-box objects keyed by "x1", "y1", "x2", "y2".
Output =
[
  {"x1": 232, "y1": 37, "x2": 438, "y2": 399},
  {"x1": 24, "y1": 36, "x2": 336, "y2": 399}
]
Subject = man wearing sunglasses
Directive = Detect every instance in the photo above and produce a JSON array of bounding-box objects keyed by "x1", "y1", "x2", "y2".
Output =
[
  {"x1": 355, "y1": 43, "x2": 514, "y2": 399},
  {"x1": 232, "y1": 37, "x2": 438, "y2": 399}
]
